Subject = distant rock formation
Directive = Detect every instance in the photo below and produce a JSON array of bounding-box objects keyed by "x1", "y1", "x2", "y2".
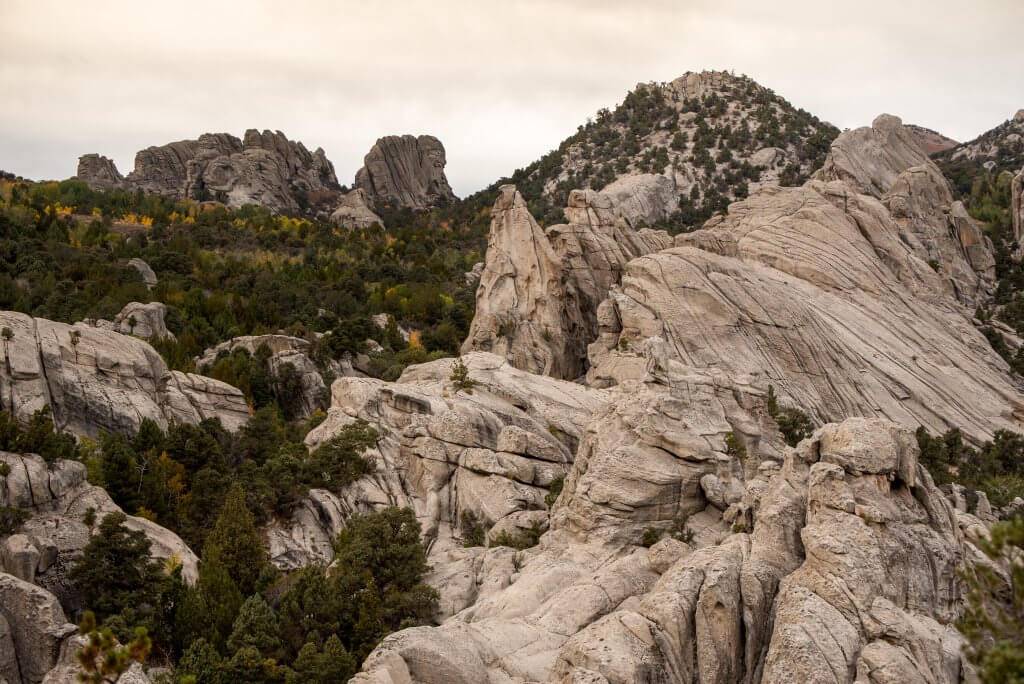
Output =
[
  {"x1": 354, "y1": 134, "x2": 456, "y2": 210},
  {"x1": 127, "y1": 258, "x2": 158, "y2": 289},
  {"x1": 330, "y1": 188, "x2": 383, "y2": 229},
  {"x1": 0, "y1": 311, "x2": 249, "y2": 437},
  {"x1": 76, "y1": 130, "x2": 341, "y2": 213},
  {"x1": 78, "y1": 301, "x2": 174, "y2": 341},
  {"x1": 75, "y1": 154, "x2": 124, "y2": 191}
]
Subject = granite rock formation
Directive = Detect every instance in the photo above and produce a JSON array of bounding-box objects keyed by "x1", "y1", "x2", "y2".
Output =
[
  {"x1": 0, "y1": 311, "x2": 249, "y2": 437},
  {"x1": 77, "y1": 130, "x2": 340, "y2": 214},
  {"x1": 330, "y1": 188, "x2": 384, "y2": 229},
  {"x1": 75, "y1": 154, "x2": 124, "y2": 191},
  {"x1": 354, "y1": 134, "x2": 456, "y2": 210}
]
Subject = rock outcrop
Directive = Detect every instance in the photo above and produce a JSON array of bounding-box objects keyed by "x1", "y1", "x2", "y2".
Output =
[
  {"x1": 1, "y1": 451, "x2": 200, "y2": 593},
  {"x1": 354, "y1": 135, "x2": 456, "y2": 210},
  {"x1": 330, "y1": 188, "x2": 384, "y2": 229},
  {"x1": 126, "y1": 258, "x2": 157, "y2": 289},
  {"x1": 0, "y1": 311, "x2": 249, "y2": 437},
  {"x1": 75, "y1": 154, "x2": 124, "y2": 191},
  {"x1": 269, "y1": 353, "x2": 607, "y2": 584},
  {"x1": 462, "y1": 186, "x2": 670, "y2": 379},
  {"x1": 77, "y1": 130, "x2": 341, "y2": 214},
  {"x1": 0, "y1": 572, "x2": 76, "y2": 684},
  {"x1": 598, "y1": 173, "x2": 678, "y2": 226},
  {"x1": 904, "y1": 124, "x2": 959, "y2": 154}
]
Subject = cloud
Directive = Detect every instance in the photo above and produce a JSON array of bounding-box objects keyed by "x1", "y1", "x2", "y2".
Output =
[{"x1": 1, "y1": 0, "x2": 1021, "y2": 195}]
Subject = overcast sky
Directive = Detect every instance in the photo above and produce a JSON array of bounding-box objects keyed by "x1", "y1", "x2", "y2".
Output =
[{"x1": 2, "y1": 0, "x2": 1022, "y2": 196}]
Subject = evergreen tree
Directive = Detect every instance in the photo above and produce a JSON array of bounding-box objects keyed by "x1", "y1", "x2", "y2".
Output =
[
  {"x1": 286, "y1": 635, "x2": 356, "y2": 684},
  {"x1": 204, "y1": 483, "x2": 269, "y2": 596},
  {"x1": 177, "y1": 544, "x2": 244, "y2": 653},
  {"x1": 177, "y1": 638, "x2": 223, "y2": 684},
  {"x1": 227, "y1": 596, "x2": 284, "y2": 660}
]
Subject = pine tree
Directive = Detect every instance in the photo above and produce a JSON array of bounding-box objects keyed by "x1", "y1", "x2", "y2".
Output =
[
  {"x1": 177, "y1": 543, "x2": 244, "y2": 653},
  {"x1": 287, "y1": 635, "x2": 356, "y2": 684},
  {"x1": 177, "y1": 638, "x2": 223, "y2": 684},
  {"x1": 203, "y1": 483, "x2": 268, "y2": 596},
  {"x1": 227, "y1": 596, "x2": 284, "y2": 660}
]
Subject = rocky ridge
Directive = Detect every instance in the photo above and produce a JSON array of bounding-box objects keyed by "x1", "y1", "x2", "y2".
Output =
[{"x1": 77, "y1": 129, "x2": 341, "y2": 214}]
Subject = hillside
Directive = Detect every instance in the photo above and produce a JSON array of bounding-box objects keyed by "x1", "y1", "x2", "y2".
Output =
[{"x1": 490, "y1": 70, "x2": 839, "y2": 229}]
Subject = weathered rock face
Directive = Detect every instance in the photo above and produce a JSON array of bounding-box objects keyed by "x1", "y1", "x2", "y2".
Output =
[
  {"x1": 904, "y1": 124, "x2": 959, "y2": 154},
  {"x1": 271, "y1": 353, "x2": 607, "y2": 585},
  {"x1": 0, "y1": 311, "x2": 249, "y2": 437},
  {"x1": 1, "y1": 451, "x2": 200, "y2": 597},
  {"x1": 462, "y1": 186, "x2": 670, "y2": 379},
  {"x1": 77, "y1": 130, "x2": 340, "y2": 214},
  {"x1": 354, "y1": 134, "x2": 456, "y2": 210},
  {"x1": 815, "y1": 114, "x2": 994, "y2": 307},
  {"x1": 126, "y1": 258, "x2": 157, "y2": 289},
  {"x1": 352, "y1": 417, "x2": 985, "y2": 683},
  {"x1": 75, "y1": 154, "x2": 124, "y2": 191},
  {"x1": 0, "y1": 572, "x2": 76, "y2": 684},
  {"x1": 330, "y1": 188, "x2": 384, "y2": 229},
  {"x1": 598, "y1": 173, "x2": 678, "y2": 226}
]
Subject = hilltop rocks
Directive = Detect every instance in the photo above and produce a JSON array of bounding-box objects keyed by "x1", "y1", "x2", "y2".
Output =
[
  {"x1": 78, "y1": 130, "x2": 340, "y2": 213},
  {"x1": 355, "y1": 135, "x2": 456, "y2": 210},
  {"x1": 0, "y1": 311, "x2": 248, "y2": 437},
  {"x1": 330, "y1": 188, "x2": 383, "y2": 229},
  {"x1": 75, "y1": 154, "x2": 124, "y2": 191},
  {"x1": 462, "y1": 186, "x2": 669, "y2": 379}
]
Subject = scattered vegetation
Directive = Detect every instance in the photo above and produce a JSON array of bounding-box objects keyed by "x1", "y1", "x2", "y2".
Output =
[
  {"x1": 766, "y1": 385, "x2": 814, "y2": 447},
  {"x1": 916, "y1": 426, "x2": 1024, "y2": 507}
]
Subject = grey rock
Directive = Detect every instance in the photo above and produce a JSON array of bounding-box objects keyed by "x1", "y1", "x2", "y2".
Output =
[
  {"x1": 109, "y1": 302, "x2": 174, "y2": 340},
  {"x1": 75, "y1": 154, "x2": 124, "y2": 191},
  {"x1": 355, "y1": 135, "x2": 456, "y2": 210},
  {"x1": 598, "y1": 173, "x2": 677, "y2": 226},
  {"x1": 0, "y1": 572, "x2": 76, "y2": 684},
  {"x1": 126, "y1": 259, "x2": 157, "y2": 289},
  {"x1": 0, "y1": 536, "x2": 39, "y2": 584},
  {"x1": 331, "y1": 188, "x2": 383, "y2": 229},
  {"x1": 0, "y1": 311, "x2": 249, "y2": 437}
]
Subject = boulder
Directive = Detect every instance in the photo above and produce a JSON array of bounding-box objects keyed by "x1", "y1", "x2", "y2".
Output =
[
  {"x1": 126, "y1": 259, "x2": 157, "y2": 289},
  {"x1": 331, "y1": 188, "x2": 384, "y2": 229},
  {"x1": 110, "y1": 302, "x2": 174, "y2": 340},
  {"x1": 0, "y1": 573, "x2": 76, "y2": 684},
  {"x1": 354, "y1": 134, "x2": 456, "y2": 210},
  {"x1": 0, "y1": 535, "x2": 40, "y2": 584},
  {"x1": 598, "y1": 173, "x2": 677, "y2": 226},
  {"x1": 0, "y1": 311, "x2": 248, "y2": 437}
]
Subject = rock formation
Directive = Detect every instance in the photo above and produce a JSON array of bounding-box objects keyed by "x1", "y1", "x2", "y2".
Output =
[
  {"x1": 79, "y1": 302, "x2": 174, "y2": 340},
  {"x1": 0, "y1": 311, "x2": 249, "y2": 436},
  {"x1": 462, "y1": 186, "x2": 670, "y2": 379},
  {"x1": 77, "y1": 130, "x2": 340, "y2": 214},
  {"x1": 126, "y1": 258, "x2": 157, "y2": 289},
  {"x1": 75, "y1": 154, "x2": 124, "y2": 191},
  {"x1": 343, "y1": 115, "x2": 1024, "y2": 682},
  {"x1": 904, "y1": 123, "x2": 959, "y2": 154},
  {"x1": 354, "y1": 135, "x2": 456, "y2": 210},
  {"x1": 598, "y1": 173, "x2": 678, "y2": 226},
  {"x1": 330, "y1": 188, "x2": 384, "y2": 229}
]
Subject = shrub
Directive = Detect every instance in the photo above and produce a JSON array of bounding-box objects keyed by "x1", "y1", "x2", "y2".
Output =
[
  {"x1": 449, "y1": 358, "x2": 478, "y2": 394},
  {"x1": 460, "y1": 510, "x2": 486, "y2": 547},
  {"x1": 544, "y1": 475, "x2": 565, "y2": 509}
]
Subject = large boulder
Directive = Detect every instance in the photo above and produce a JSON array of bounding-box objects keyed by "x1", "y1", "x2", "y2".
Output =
[
  {"x1": 0, "y1": 572, "x2": 76, "y2": 684},
  {"x1": 598, "y1": 173, "x2": 678, "y2": 226},
  {"x1": 354, "y1": 134, "x2": 456, "y2": 210},
  {"x1": 111, "y1": 302, "x2": 173, "y2": 340},
  {"x1": 0, "y1": 311, "x2": 248, "y2": 437},
  {"x1": 75, "y1": 154, "x2": 124, "y2": 191},
  {"x1": 126, "y1": 259, "x2": 157, "y2": 289}
]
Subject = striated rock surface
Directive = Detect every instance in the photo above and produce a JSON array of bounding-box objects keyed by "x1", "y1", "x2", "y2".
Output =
[
  {"x1": 0, "y1": 311, "x2": 249, "y2": 437},
  {"x1": 598, "y1": 173, "x2": 678, "y2": 226},
  {"x1": 75, "y1": 154, "x2": 124, "y2": 191},
  {"x1": 271, "y1": 353, "x2": 607, "y2": 585},
  {"x1": 354, "y1": 134, "x2": 456, "y2": 210},
  {"x1": 78, "y1": 130, "x2": 340, "y2": 214},
  {"x1": 330, "y1": 188, "x2": 384, "y2": 229},
  {"x1": 462, "y1": 186, "x2": 670, "y2": 379},
  {"x1": 352, "y1": 417, "x2": 985, "y2": 683},
  {"x1": 904, "y1": 124, "x2": 958, "y2": 155}
]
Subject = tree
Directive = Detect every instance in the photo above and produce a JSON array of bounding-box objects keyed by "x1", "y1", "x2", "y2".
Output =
[
  {"x1": 449, "y1": 358, "x2": 477, "y2": 394},
  {"x1": 287, "y1": 635, "x2": 356, "y2": 684},
  {"x1": 177, "y1": 638, "x2": 223, "y2": 684},
  {"x1": 204, "y1": 483, "x2": 269, "y2": 597},
  {"x1": 176, "y1": 543, "x2": 243, "y2": 653},
  {"x1": 70, "y1": 512, "x2": 164, "y2": 627},
  {"x1": 75, "y1": 611, "x2": 151, "y2": 684},
  {"x1": 227, "y1": 596, "x2": 285, "y2": 660},
  {"x1": 304, "y1": 420, "x2": 377, "y2": 494},
  {"x1": 959, "y1": 518, "x2": 1024, "y2": 681}
]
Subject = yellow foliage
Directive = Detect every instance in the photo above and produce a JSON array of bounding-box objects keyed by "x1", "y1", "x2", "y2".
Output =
[
  {"x1": 408, "y1": 330, "x2": 423, "y2": 349},
  {"x1": 120, "y1": 212, "x2": 153, "y2": 227},
  {"x1": 91, "y1": 207, "x2": 103, "y2": 217}
]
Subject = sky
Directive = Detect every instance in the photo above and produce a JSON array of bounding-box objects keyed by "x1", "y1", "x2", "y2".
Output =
[{"x1": 1, "y1": 0, "x2": 1022, "y2": 196}]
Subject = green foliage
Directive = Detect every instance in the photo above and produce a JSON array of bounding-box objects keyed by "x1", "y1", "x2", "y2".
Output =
[
  {"x1": 724, "y1": 431, "x2": 746, "y2": 459},
  {"x1": 0, "y1": 505, "x2": 29, "y2": 535},
  {"x1": 460, "y1": 510, "x2": 486, "y2": 547},
  {"x1": 227, "y1": 596, "x2": 284, "y2": 660},
  {"x1": 286, "y1": 635, "x2": 356, "y2": 684},
  {"x1": 0, "y1": 406, "x2": 79, "y2": 465},
  {"x1": 958, "y1": 518, "x2": 1024, "y2": 682},
  {"x1": 75, "y1": 611, "x2": 151, "y2": 684},
  {"x1": 766, "y1": 385, "x2": 814, "y2": 447},
  {"x1": 917, "y1": 427, "x2": 1024, "y2": 507},
  {"x1": 448, "y1": 357, "x2": 477, "y2": 394},
  {"x1": 303, "y1": 419, "x2": 377, "y2": 494},
  {"x1": 544, "y1": 475, "x2": 565, "y2": 509},
  {"x1": 641, "y1": 527, "x2": 662, "y2": 547},
  {"x1": 204, "y1": 484, "x2": 271, "y2": 597},
  {"x1": 490, "y1": 523, "x2": 543, "y2": 550}
]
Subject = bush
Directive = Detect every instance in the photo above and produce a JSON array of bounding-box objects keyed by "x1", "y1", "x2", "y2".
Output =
[
  {"x1": 460, "y1": 510, "x2": 486, "y2": 547},
  {"x1": 766, "y1": 385, "x2": 814, "y2": 447}
]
